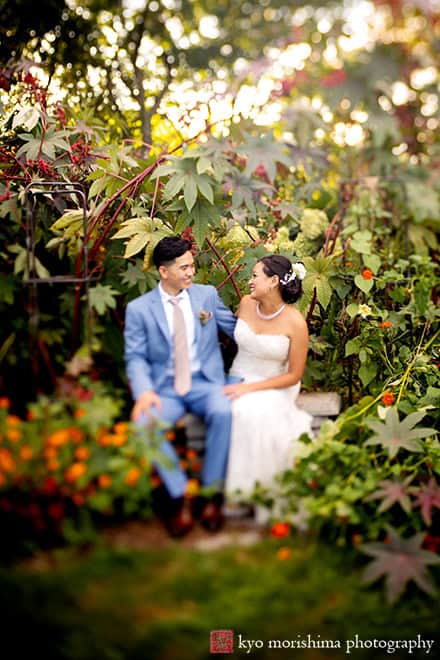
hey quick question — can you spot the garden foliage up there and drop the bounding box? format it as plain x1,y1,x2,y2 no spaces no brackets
0,0,439,601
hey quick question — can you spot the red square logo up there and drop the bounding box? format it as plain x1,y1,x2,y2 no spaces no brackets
210,630,234,654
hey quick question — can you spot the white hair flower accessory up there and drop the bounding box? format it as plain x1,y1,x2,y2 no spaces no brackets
280,262,306,285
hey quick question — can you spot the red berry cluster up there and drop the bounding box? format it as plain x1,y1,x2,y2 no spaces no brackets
181,227,197,255
25,159,57,178
54,106,67,127
321,69,347,88
21,71,47,106
70,139,91,165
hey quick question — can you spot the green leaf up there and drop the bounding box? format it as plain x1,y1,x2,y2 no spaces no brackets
315,276,333,309
196,175,214,204
241,131,293,182
359,362,377,387
183,176,198,212
345,338,361,357
111,216,172,262
124,233,151,259
196,156,211,174
354,273,374,294
188,199,221,246
163,174,185,201
350,230,372,254
363,254,381,274
88,285,119,315
405,181,440,224
364,408,436,459
12,105,40,131
346,303,360,319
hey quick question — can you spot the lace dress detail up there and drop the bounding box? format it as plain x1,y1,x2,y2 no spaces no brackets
225,318,312,498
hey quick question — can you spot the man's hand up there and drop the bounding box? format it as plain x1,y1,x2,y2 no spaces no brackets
223,382,252,400
131,390,162,422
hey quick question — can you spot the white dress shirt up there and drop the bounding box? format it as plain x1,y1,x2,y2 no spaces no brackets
158,283,201,374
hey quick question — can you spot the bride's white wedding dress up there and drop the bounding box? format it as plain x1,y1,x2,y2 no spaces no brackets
225,318,312,498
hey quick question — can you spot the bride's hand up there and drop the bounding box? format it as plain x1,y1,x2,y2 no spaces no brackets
223,382,252,400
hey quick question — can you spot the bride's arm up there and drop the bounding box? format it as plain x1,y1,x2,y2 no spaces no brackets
224,312,309,399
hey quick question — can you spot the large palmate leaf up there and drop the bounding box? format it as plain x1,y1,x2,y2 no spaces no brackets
166,197,222,247
410,478,440,526
364,408,436,459
88,284,119,316
405,181,440,225
191,140,232,182
111,216,172,262
364,476,413,514
301,255,336,310
239,132,293,182
16,127,70,160
151,154,216,212
223,168,270,216
360,527,440,603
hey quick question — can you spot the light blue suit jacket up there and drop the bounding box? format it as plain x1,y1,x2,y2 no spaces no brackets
124,283,237,400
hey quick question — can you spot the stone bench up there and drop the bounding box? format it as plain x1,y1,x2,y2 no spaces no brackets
178,391,342,450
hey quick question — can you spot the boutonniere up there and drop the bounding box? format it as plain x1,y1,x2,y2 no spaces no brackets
199,309,213,325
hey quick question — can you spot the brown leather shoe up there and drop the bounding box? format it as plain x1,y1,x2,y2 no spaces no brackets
200,495,224,532
165,497,195,538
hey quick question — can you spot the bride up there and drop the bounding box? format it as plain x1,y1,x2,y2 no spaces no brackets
223,254,312,502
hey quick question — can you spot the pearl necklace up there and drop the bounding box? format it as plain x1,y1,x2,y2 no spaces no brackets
256,302,286,320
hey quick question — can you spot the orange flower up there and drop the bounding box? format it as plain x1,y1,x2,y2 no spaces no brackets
47,459,60,472
68,427,84,443
276,547,292,561
185,479,200,497
6,415,21,426
6,428,21,442
74,408,86,419
271,522,291,538
0,448,15,472
113,434,127,447
98,433,113,447
361,268,373,280
379,321,392,328
98,474,112,489
44,446,58,459
20,445,33,460
125,467,141,486
26,409,37,421
65,462,87,483
47,429,70,446
75,446,90,461
381,391,395,406
113,422,128,434
0,397,11,409
186,449,198,460
165,430,176,441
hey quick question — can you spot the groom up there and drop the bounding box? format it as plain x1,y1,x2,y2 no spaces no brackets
124,235,237,537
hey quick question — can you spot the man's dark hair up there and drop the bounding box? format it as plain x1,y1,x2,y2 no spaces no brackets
152,236,192,268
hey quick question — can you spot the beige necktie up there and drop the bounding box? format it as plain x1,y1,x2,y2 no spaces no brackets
170,297,191,395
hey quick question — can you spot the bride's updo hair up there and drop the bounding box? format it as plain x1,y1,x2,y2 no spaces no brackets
258,254,303,304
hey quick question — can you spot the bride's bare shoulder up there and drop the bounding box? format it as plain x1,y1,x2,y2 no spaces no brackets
286,306,308,333
237,295,254,314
